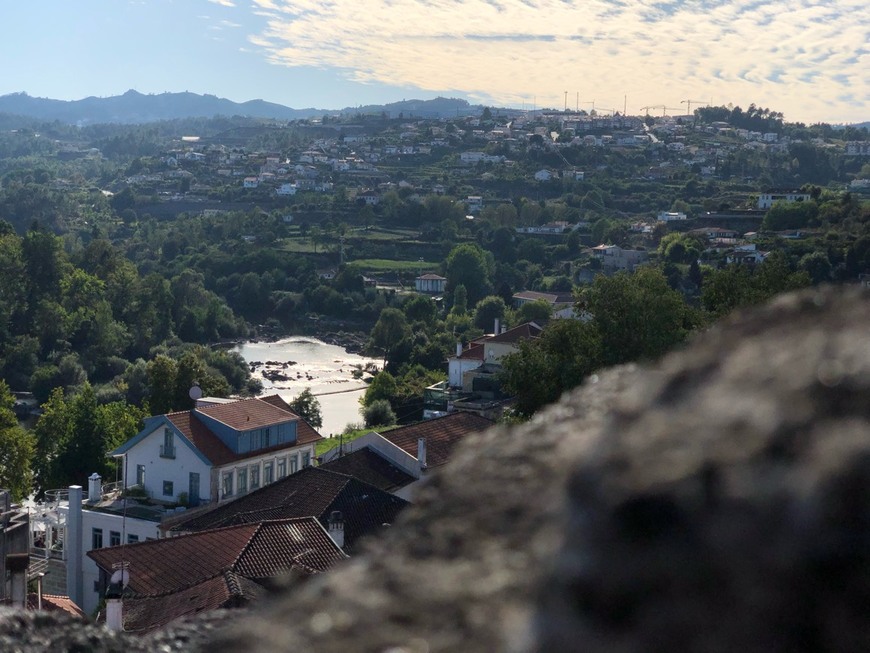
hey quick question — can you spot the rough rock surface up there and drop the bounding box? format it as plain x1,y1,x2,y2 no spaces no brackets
2,286,868,651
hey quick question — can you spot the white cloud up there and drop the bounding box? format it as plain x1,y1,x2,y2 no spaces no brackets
243,0,869,122
208,0,235,7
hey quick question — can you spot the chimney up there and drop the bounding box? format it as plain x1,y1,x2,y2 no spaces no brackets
6,553,28,608
327,511,344,550
88,473,101,504
67,485,84,609
417,438,427,471
105,581,124,631
494,318,500,335
455,342,462,357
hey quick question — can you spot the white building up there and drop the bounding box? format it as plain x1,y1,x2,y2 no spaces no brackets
111,396,322,506
757,189,812,209
415,273,446,294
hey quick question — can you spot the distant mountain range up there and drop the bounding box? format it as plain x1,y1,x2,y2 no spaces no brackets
0,90,481,125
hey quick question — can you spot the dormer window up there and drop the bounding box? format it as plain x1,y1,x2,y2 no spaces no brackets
160,427,175,459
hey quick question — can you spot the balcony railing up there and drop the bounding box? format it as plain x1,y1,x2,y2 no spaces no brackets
159,444,176,459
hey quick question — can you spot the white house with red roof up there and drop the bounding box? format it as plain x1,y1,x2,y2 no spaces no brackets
415,273,447,294
111,396,322,506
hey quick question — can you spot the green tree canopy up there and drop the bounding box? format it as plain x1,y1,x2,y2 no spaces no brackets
444,243,494,306
581,267,693,367
473,295,508,331
0,380,35,501
500,319,603,418
288,388,323,429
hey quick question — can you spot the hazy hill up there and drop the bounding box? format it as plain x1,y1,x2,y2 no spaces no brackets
0,90,483,125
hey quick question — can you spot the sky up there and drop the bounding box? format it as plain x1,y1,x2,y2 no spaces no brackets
0,0,867,124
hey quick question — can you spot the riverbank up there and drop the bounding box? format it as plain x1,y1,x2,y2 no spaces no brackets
232,336,382,437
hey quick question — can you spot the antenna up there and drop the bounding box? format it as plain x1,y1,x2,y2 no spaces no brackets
110,562,130,588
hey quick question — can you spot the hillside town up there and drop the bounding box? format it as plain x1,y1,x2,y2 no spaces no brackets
1,97,869,631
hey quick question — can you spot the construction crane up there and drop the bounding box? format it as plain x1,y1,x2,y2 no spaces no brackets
681,99,708,115
640,105,667,116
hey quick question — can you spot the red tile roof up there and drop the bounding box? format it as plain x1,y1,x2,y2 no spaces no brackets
25,593,87,619
259,394,324,445
119,571,265,634
195,397,299,431
486,322,543,344
319,448,417,493
455,342,485,360
383,412,494,468
164,396,323,467
166,411,237,467
163,467,407,551
88,517,345,597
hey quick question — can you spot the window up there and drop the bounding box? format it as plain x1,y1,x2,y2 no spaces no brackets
127,534,139,544
264,461,274,485
238,467,248,494
161,428,175,458
302,452,311,468
91,528,103,550
250,465,260,490
163,481,174,497
277,457,287,479
110,531,121,547
250,430,261,451
289,455,298,474
263,428,271,448
222,472,234,498
136,464,146,486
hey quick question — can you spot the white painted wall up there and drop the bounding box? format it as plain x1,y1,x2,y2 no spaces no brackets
123,425,211,503
59,505,160,616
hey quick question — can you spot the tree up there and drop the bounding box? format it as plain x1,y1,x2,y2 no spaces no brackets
500,320,602,417
362,371,398,408
363,399,397,428
370,308,410,367
582,267,692,367
514,299,553,325
0,380,35,501
473,295,508,331
288,388,323,429
444,243,494,306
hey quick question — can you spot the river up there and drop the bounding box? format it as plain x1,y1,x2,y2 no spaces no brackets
232,337,382,438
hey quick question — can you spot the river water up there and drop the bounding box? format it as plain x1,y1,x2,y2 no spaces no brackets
232,337,381,437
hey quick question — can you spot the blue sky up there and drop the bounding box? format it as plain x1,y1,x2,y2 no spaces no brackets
0,0,867,123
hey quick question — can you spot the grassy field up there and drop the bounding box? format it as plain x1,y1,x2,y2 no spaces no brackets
350,258,440,273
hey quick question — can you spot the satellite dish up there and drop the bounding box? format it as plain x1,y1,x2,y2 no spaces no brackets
110,569,130,588
189,384,203,400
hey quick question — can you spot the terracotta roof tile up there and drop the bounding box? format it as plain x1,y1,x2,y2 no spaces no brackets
319,448,417,493
383,412,494,468
120,571,265,633
259,394,324,445
486,322,543,344
25,593,87,619
88,517,345,596
164,467,407,550
195,397,299,431
164,396,323,467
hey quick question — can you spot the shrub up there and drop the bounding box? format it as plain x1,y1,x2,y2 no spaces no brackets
363,399,397,428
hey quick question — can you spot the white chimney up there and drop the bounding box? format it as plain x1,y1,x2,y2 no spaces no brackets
327,511,345,550
455,342,462,357
417,438,427,471
88,473,101,504
105,581,124,632
67,485,84,609
494,318,500,335
7,553,28,608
